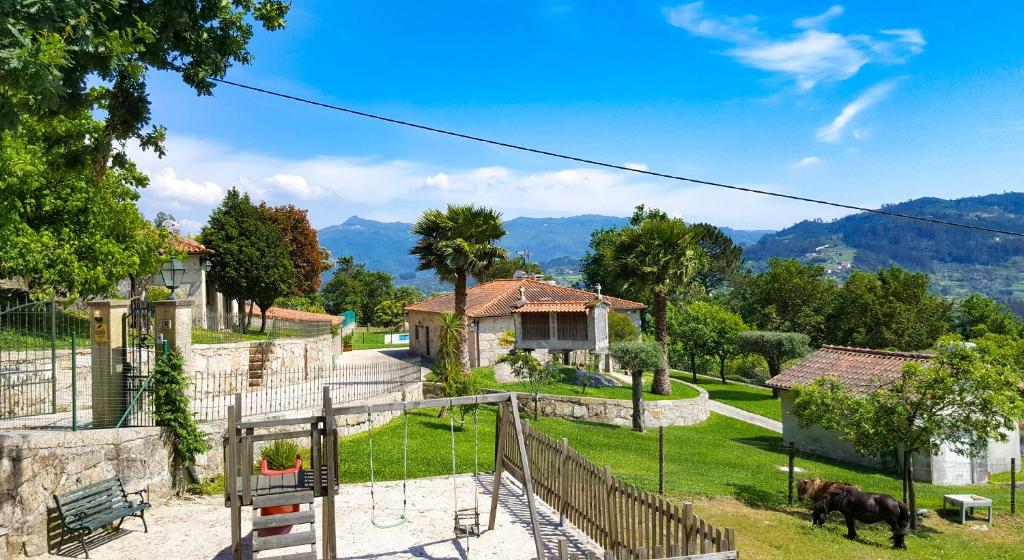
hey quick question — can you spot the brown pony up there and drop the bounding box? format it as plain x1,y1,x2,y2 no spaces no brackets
797,478,859,503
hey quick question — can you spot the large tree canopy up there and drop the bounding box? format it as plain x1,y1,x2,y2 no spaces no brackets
729,258,838,346
0,110,166,298
1,0,288,159
261,203,332,296
321,256,396,324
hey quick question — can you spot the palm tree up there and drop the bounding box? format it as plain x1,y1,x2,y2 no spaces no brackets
411,205,507,375
608,217,706,395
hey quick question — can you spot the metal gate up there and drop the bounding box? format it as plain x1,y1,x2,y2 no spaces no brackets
0,299,87,420
120,298,157,426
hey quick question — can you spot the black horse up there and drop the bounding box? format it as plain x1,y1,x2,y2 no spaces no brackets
812,487,910,549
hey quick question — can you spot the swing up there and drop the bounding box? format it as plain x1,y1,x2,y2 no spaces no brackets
450,397,481,539
367,403,409,528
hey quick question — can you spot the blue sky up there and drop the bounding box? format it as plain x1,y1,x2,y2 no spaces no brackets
134,1,1024,234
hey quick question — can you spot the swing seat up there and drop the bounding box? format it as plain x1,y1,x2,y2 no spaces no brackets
454,507,480,537
372,514,409,529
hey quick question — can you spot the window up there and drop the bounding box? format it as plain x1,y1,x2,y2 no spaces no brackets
556,312,588,341
520,313,550,340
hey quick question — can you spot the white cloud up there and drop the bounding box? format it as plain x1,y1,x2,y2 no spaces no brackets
816,80,897,142
792,156,823,169
131,135,853,232
665,3,924,90
623,162,649,171
793,6,844,30
147,167,224,204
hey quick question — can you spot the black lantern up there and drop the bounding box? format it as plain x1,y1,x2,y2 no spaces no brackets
200,257,213,272
160,258,187,298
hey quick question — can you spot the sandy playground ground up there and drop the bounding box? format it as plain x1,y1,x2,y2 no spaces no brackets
40,473,597,560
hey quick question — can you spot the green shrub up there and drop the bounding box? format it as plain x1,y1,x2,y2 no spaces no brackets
152,347,211,466
608,311,640,342
726,353,769,382
146,286,171,301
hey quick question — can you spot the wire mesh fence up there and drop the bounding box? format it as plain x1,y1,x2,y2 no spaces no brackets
191,311,333,344
0,299,90,420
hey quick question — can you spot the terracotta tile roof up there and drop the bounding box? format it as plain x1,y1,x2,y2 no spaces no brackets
170,235,214,255
249,305,342,325
766,345,931,395
404,278,645,318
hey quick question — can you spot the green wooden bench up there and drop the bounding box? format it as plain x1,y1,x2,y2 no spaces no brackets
53,476,150,558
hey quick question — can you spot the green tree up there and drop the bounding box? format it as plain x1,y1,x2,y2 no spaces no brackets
2,0,288,164
321,256,395,324
479,254,542,282
607,311,640,342
691,223,743,295
0,110,167,298
608,216,705,395
201,188,293,333
674,301,747,383
372,299,406,329
792,337,1024,529
952,293,1021,339
667,302,714,381
729,258,838,346
610,340,663,432
737,331,811,396
498,349,557,420
389,286,424,307
827,267,950,350
579,205,668,301
153,211,177,228
411,204,507,376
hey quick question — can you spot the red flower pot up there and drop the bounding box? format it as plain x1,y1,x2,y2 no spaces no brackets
257,455,302,537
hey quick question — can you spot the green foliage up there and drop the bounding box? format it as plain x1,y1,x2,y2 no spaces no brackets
259,440,303,471
952,293,1021,339
497,329,516,348
607,311,640,342
737,331,811,379
479,254,543,282
274,294,327,314
1,0,289,149
690,223,744,295
151,347,210,467
201,188,293,332
146,286,171,302
826,267,950,350
412,204,507,373
498,350,558,419
610,340,664,375
321,256,395,324
372,299,406,329
728,258,838,346
0,110,168,298
669,301,747,381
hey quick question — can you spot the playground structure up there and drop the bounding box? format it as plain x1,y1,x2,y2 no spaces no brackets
224,387,738,560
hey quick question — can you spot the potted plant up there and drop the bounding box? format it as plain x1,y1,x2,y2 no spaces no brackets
256,441,305,536
343,332,354,352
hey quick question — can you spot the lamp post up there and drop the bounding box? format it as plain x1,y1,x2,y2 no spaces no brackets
160,258,187,299
201,257,213,273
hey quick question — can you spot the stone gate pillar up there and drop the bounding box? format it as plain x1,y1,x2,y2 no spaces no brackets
154,300,193,373
88,300,129,428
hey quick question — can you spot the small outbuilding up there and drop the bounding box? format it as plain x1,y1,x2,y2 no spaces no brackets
766,345,1021,485
404,278,645,369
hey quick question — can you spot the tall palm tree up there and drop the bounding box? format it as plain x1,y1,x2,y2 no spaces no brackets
608,217,706,394
411,204,507,375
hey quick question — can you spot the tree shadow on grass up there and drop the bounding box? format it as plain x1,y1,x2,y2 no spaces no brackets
704,388,776,404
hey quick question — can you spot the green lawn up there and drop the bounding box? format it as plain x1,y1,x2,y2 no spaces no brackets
191,326,270,344
351,327,408,350
337,409,1021,559
670,371,782,421
472,366,700,401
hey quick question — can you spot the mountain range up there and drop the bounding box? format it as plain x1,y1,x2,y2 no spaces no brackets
318,192,1024,313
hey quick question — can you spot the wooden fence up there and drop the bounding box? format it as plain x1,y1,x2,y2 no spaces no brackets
498,407,737,559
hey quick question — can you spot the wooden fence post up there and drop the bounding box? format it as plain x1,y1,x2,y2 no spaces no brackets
658,426,665,495
787,442,796,505
1012,457,1017,515
558,438,569,527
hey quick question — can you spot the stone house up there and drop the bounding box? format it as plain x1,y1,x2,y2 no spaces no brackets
404,278,644,368
152,235,240,330
766,345,1021,485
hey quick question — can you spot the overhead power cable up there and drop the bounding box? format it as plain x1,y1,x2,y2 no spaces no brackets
210,77,1024,238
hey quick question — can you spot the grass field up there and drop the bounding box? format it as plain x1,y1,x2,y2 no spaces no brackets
191,326,270,344
351,327,409,350
671,371,782,421
472,366,700,401
336,408,1021,559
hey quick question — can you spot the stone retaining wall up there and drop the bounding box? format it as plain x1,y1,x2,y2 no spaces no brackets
191,333,340,374
0,428,173,558
423,382,709,428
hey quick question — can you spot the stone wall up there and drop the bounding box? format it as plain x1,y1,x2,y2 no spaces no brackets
0,428,173,558
190,333,340,374
423,383,708,428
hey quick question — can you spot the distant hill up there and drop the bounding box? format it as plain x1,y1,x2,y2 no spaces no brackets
318,214,769,293
744,192,1024,313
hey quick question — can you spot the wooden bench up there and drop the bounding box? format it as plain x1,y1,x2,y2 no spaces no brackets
53,476,150,558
